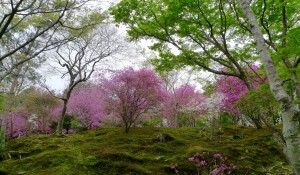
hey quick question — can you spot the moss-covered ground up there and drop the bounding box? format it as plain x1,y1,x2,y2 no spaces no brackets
0,126,292,175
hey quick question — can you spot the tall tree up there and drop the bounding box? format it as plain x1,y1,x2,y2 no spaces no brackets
237,0,300,174
0,0,101,81
0,0,103,144
110,0,258,89
43,25,125,135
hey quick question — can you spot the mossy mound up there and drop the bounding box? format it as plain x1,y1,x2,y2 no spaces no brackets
0,126,293,175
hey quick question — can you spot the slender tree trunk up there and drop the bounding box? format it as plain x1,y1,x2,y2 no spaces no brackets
56,99,68,135
0,112,7,152
124,122,131,134
42,115,45,134
174,112,179,127
0,64,22,145
9,114,13,140
237,1,300,174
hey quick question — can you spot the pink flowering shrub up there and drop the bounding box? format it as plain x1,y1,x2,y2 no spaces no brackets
188,152,237,175
4,111,30,138
67,84,106,130
101,68,169,133
215,65,267,125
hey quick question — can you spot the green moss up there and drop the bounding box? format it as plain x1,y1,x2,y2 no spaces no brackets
0,127,293,175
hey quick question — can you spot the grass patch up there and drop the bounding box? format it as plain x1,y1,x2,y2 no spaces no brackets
0,126,293,175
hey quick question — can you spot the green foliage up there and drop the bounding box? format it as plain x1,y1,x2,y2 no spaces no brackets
101,119,121,128
219,113,234,127
195,118,208,128
0,127,292,174
177,113,197,127
0,93,6,112
63,114,73,134
0,92,6,158
71,119,87,132
49,121,58,131
236,84,280,127
140,116,161,127
50,114,74,134
110,0,257,74
20,87,59,116
0,131,5,160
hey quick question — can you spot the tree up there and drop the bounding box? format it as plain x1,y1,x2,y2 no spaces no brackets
236,84,280,129
21,87,60,134
215,65,265,127
67,84,106,130
0,0,102,81
111,1,300,173
0,0,105,150
43,25,125,135
163,84,205,127
110,0,258,89
101,68,168,133
237,1,300,173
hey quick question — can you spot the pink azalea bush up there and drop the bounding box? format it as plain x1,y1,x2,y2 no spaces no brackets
188,152,237,175
67,84,106,129
101,68,169,133
216,65,266,118
4,111,29,138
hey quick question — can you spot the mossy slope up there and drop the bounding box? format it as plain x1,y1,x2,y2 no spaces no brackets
0,127,293,175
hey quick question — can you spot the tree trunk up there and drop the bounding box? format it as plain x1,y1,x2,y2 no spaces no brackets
124,122,131,134
56,100,68,136
0,63,23,142
9,114,13,140
0,114,7,152
237,1,300,174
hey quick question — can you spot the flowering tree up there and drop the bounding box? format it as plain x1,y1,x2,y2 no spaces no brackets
215,65,266,127
216,76,249,117
201,92,226,127
3,111,29,139
67,84,106,129
163,85,206,127
42,25,125,135
101,68,168,133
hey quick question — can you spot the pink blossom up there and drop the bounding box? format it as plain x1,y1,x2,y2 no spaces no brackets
216,64,266,117
211,169,220,175
214,153,222,158
188,157,195,161
199,160,207,166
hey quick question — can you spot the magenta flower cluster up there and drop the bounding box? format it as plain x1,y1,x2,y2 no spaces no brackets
188,152,237,175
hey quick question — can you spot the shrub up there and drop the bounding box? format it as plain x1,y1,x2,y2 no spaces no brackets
50,114,74,134
188,152,237,175
195,117,208,128
140,116,161,127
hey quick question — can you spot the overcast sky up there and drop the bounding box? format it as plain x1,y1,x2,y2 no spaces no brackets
40,0,211,93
